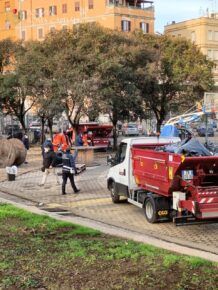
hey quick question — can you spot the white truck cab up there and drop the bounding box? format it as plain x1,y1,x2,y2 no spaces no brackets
107,137,180,204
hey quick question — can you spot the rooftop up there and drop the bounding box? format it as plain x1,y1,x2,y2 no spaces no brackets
107,0,154,10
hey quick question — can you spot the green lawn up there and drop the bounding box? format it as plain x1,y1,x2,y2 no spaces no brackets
0,203,217,289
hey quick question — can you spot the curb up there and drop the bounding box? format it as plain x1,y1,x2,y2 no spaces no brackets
0,196,217,263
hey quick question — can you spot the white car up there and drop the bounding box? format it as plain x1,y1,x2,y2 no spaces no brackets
122,124,139,136
29,121,41,131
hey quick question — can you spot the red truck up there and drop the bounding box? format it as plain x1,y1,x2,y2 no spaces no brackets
78,123,113,149
107,137,218,225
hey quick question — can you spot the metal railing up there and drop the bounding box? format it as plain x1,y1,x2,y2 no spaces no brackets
106,1,154,11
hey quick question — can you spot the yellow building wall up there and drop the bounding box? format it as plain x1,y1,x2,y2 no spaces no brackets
0,0,17,40
0,0,154,41
165,16,218,86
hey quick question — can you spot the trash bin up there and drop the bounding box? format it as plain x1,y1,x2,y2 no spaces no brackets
6,166,17,182
7,173,16,181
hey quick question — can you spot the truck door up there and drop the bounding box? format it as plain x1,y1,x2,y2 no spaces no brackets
115,142,128,194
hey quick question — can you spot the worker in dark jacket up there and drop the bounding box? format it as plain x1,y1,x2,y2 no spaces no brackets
22,132,30,150
62,147,80,195
41,138,53,157
22,132,29,164
39,144,60,186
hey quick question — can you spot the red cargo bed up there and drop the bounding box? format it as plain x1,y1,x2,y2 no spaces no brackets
132,144,218,219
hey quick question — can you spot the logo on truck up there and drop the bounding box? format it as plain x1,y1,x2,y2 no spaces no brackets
158,210,168,216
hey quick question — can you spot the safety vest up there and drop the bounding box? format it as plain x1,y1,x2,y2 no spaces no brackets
62,153,75,173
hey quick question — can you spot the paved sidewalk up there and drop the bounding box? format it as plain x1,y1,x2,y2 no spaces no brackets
0,158,217,256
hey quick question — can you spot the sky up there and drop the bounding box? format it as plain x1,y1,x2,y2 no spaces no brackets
155,0,217,33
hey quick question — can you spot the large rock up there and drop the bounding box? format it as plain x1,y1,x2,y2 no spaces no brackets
0,138,27,168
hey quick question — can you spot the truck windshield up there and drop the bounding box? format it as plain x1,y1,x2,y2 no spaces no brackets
116,143,127,163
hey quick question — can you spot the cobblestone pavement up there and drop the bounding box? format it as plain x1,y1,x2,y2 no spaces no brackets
0,148,217,255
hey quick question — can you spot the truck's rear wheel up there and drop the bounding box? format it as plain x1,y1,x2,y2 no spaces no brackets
144,197,158,223
110,182,120,203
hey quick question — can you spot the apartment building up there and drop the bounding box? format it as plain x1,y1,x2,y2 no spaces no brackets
165,14,218,87
0,0,155,41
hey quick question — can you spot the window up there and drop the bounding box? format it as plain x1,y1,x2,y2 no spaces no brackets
75,2,80,12
49,6,57,16
207,49,213,59
214,50,218,61
35,8,44,18
5,1,10,12
214,31,218,41
5,20,11,30
38,28,44,39
115,143,127,164
121,20,131,32
140,22,149,33
21,30,26,41
62,4,67,13
208,30,213,41
88,0,94,9
50,27,56,33
18,10,27,20
191,31,196,42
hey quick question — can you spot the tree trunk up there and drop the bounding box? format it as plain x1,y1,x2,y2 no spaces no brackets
155,111,165,134
156,119,162,134
47,118,53,139
19,114,26,131
111,106,118,151
67,114,74,128
153,107,166,135
41,117,46,144
112,126,118,151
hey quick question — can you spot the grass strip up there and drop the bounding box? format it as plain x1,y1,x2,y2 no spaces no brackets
0,203,217,290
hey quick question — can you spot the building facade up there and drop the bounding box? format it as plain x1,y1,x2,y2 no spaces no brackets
0,0,154,41
165,14,218,87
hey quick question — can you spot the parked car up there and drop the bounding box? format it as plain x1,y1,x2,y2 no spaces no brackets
137,124,143,134
5,125,23,140
5,124,21,135
29,121,41,131
122,123,139,136
197,126,214,137
212,120,217,129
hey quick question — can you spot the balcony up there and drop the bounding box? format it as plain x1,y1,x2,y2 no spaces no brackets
107,0,154,11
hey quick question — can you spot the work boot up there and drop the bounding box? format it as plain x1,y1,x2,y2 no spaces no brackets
74,189,80,194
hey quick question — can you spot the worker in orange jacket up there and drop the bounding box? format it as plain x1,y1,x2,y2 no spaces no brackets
52,132,62,152
61,131,70,152
82,131,88,146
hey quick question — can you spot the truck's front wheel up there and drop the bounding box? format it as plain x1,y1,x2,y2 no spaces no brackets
110,182,120,203
144,197,158,223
